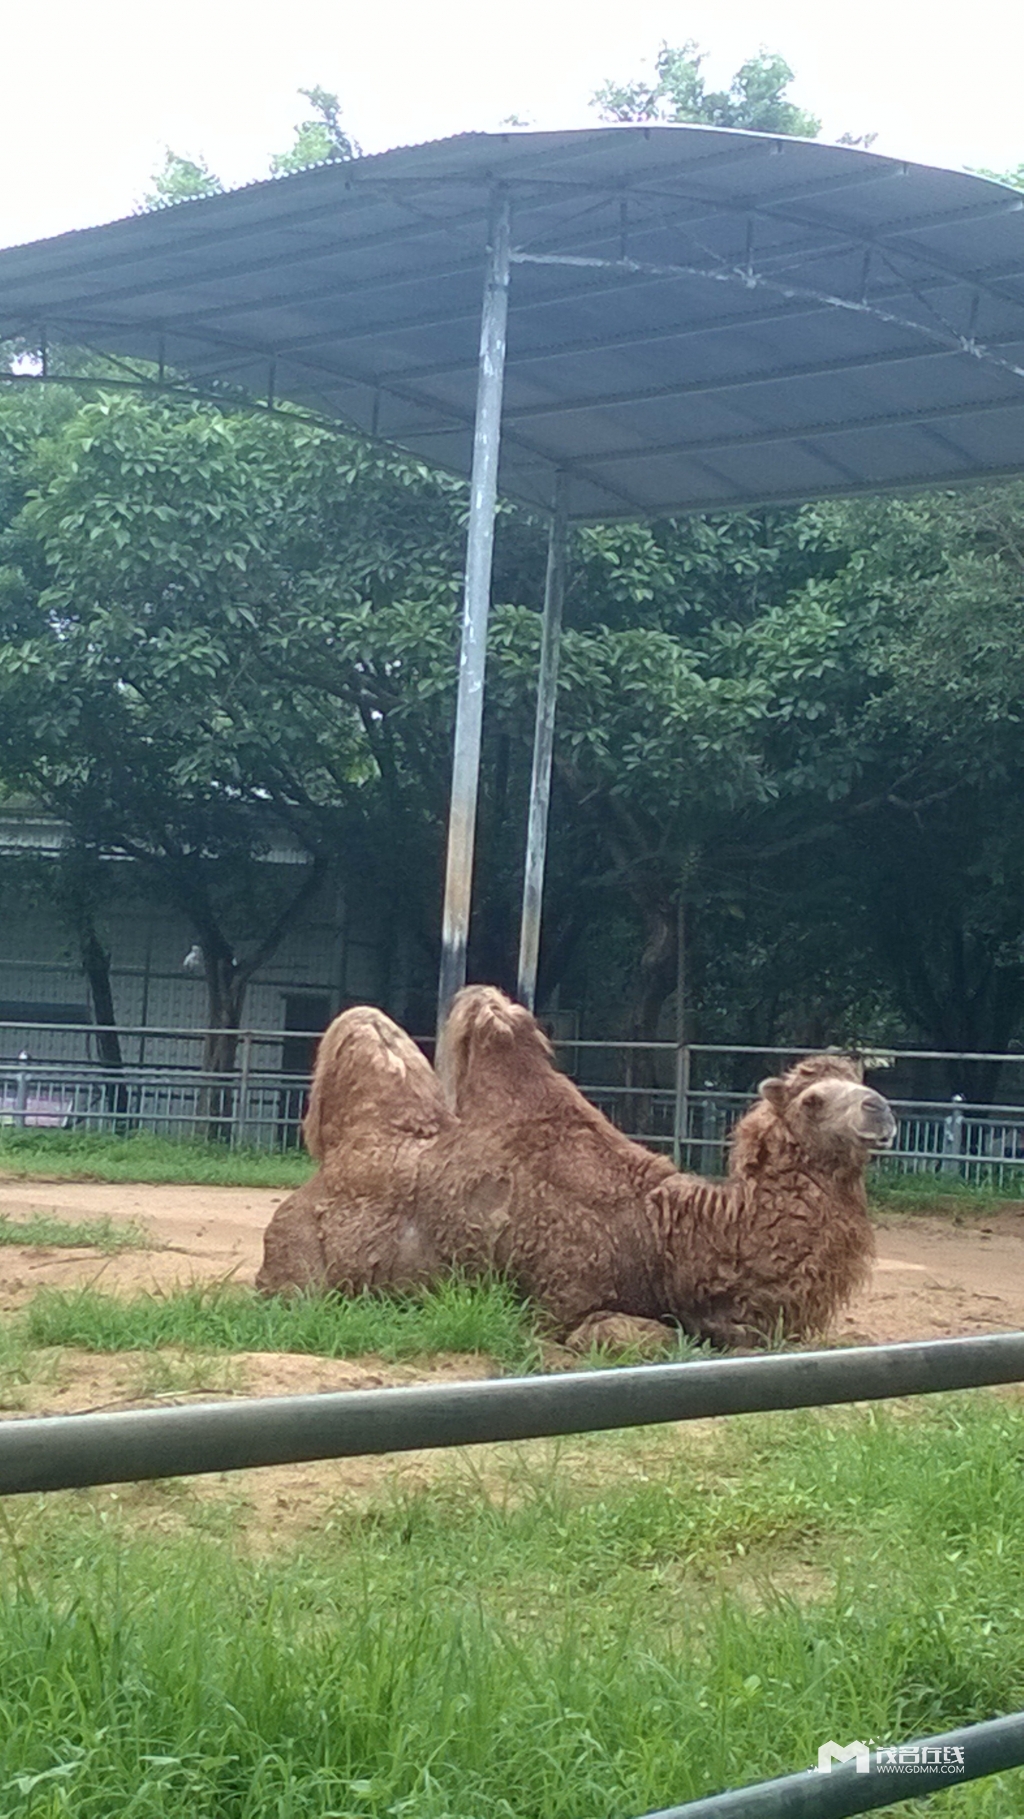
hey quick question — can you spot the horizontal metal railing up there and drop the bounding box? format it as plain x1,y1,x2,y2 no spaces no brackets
651,1714,1024,1817
4,1332,1023,1497
4,1023,1024,1182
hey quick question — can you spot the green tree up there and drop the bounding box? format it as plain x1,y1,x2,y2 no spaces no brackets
0,390,484,1053
142,150,223,209
0,395,344,1070
595,42,821,138
139,87,358,213
271,87,359,173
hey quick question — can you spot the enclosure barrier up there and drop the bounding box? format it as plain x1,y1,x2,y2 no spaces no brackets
646,1713,1024,1818
5,1019,1024,1178
3,1333,1024,1815
3,1332,1023,1495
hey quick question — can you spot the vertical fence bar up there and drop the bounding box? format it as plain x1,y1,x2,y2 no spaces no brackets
673,1043,690,1170
233,1030,254,1150
943,1093,965,1177
517,471,569,1013
13,1050,29,1128
436,190,512,1036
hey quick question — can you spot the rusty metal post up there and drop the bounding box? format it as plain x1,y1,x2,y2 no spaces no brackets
517,471,569,1012
436,191,512,1036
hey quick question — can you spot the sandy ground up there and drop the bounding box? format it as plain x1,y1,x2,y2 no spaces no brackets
1,1179,1022,1541
1,1177,1023,1343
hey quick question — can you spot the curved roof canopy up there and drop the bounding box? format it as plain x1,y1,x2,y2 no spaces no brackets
3,125,1024,521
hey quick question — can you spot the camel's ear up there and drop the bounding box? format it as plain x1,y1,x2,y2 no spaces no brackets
759,1076,789,1114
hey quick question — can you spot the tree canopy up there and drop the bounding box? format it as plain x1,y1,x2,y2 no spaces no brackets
595,42,821,138
4,55,1024,1085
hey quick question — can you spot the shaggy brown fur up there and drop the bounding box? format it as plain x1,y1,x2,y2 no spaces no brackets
256,1007,452,1297
257,988,894,1349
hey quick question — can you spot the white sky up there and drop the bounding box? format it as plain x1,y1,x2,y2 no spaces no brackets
1,0,1022,250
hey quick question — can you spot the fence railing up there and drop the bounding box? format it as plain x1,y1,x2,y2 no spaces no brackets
3,1334,1024,1815
4,1022,1024,1184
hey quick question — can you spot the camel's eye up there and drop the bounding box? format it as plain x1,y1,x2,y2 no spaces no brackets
803,1090,825,1114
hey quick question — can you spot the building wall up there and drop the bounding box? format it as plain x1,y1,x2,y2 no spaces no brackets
0,870,384,1065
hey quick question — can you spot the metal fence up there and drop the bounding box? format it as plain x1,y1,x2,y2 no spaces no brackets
4,1021,1024,1187
3,1334,1024,1816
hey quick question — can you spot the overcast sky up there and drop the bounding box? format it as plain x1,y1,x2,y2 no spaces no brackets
1,0,1022,251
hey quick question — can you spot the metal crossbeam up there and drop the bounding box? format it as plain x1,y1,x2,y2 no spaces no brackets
3,1332,1023,1497
647,1713,1024,1817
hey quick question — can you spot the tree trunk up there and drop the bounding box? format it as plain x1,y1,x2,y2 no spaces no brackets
77,919,124,1073
200,941,246,1141
625,900,678,1137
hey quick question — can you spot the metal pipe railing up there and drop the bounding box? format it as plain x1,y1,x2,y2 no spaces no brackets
648,1712,1024,1818
3,1332,1023,1497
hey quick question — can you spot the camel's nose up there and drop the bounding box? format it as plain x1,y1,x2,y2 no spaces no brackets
862,1091,897,1148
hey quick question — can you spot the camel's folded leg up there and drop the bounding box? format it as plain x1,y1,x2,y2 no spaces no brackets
256,1185,328,1296
564,1312,677,1357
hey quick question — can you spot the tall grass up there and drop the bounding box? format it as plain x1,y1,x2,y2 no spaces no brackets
0,1395,1022,1814
20,1277,544,1372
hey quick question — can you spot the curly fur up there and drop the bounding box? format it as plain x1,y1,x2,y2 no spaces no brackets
256,1006,452,1297
257,989,893,1349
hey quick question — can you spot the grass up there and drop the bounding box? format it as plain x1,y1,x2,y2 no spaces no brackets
16,1276,549,1374
2,1125,1024,1233
0,1210,150,1251
869,1168,1024,1215
0,1393,1022,1815
3,1128,1024,1218
0,1128,315,1187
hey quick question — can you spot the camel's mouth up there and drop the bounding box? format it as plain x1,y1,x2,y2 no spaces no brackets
862,1114,897,1150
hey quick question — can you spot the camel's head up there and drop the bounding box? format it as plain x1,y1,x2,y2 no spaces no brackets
757,1055,896,1163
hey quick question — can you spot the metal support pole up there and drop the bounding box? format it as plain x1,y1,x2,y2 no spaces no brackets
673,884,687,1168
517,471,569,1012
436,192,512,1035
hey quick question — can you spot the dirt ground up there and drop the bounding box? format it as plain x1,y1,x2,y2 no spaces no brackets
1,1177,1023,1344
0,1171,1018,1346
1,1178,1022,1542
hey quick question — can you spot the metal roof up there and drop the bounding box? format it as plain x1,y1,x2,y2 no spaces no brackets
3,124,1024,520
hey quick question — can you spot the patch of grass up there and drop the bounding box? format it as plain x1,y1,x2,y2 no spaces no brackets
4,1127,1024,1223
0,1128,314,1187
1,1394,1023,1815
130,1349,250,1400
0,1211,150,1251
869,1167,1024,1216
19,1275,544,1373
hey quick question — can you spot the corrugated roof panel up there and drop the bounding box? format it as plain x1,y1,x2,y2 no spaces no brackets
3,125,1024,518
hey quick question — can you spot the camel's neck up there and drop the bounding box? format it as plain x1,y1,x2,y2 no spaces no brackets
649,1132,870,1266
732,1121,868,1205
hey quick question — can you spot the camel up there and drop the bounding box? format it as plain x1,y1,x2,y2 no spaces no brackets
257,987,895,1350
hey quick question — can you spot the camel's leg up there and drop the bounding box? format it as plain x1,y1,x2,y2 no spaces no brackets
256,1187,328,1296
564,1312,678,1357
